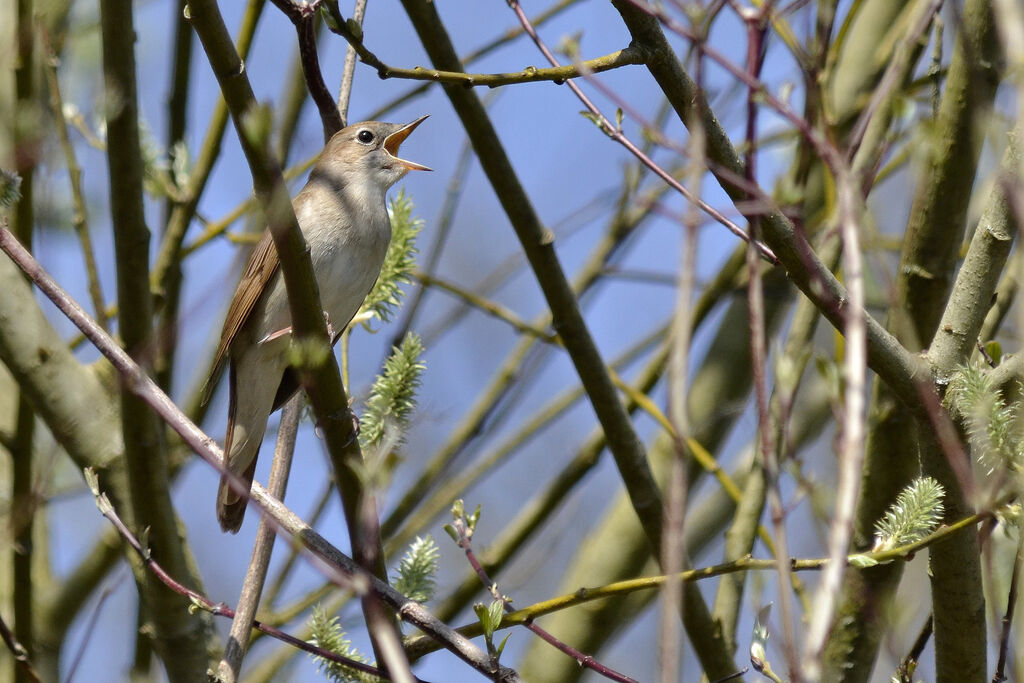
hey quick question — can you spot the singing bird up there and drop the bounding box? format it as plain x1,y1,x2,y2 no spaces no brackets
204,117,430,533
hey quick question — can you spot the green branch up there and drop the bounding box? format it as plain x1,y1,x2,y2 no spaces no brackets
321,1,642,88
405,506,998,656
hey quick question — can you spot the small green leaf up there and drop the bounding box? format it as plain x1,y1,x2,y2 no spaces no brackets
474,603,494,639
240,103,273,148
496,632,512,660
319,2,340,30
83,467,100,496
139,527,152,560
287,336,332,371
345,18,363,41
750,604,771,672
848,554,879,568
487,599,505,633
985,340,1002,366
468,503,482,531
579,111,603,129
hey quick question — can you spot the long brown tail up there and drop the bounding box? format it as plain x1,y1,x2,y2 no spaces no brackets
216,362,261,533
217,458,258,533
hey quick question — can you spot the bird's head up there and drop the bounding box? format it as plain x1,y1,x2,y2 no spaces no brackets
319,116,432,191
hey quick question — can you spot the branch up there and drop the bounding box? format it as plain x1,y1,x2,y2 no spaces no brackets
217,397,301,683
448,509,638,683
321,0,644,88
413,271,559,343
0,612,40,683
928,134,1020,376
993,529,1024,682
99,0,212,671
407,505,998,657
505,0,775,262
268,0,342,139
85,470,408,683
610,0,927,409
400,0,667,573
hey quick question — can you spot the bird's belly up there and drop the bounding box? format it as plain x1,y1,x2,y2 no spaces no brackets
248,225,388,341
314,241,385,331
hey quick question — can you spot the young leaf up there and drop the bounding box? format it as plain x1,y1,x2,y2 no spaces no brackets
307,605,375,683
359,190,423,325
359,333,425,450
873,477,945,552
393,535,440,603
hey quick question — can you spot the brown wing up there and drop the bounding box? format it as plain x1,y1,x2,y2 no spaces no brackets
201,231,280,405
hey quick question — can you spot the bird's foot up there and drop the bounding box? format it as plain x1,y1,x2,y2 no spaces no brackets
258,325,293,345
323,310,337,340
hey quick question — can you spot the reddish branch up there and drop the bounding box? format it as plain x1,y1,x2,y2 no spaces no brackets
504,0,777,265
449,513,639,683
268,0,343,140
84,469,417,683
0,612,40,682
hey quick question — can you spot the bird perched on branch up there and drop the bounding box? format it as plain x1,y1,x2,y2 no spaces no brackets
203,116,430,533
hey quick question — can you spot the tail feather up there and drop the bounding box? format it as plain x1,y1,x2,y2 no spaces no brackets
216,360,273,533
217,457,258,533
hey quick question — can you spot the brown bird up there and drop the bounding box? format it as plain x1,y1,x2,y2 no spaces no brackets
204,117,430,533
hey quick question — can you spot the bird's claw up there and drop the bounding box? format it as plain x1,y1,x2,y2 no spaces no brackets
323,310,337,340
258,326,293,345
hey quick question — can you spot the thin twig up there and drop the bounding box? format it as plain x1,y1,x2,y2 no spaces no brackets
993,529,1024,681
262,479,335,608
409,506,999,657
659,14,705,679
896,615,932,683
63,582,117,683
321,0,644,89
269,0,342,139
218,397,302,682
450,513,638,683
0,612,40,683
85,470,413,683
505,0,777,263
413,271,559,343
336,0,367,125
39,30,107,332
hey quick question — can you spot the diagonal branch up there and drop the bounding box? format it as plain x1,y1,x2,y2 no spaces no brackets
0,223,522,683
610,0,927,408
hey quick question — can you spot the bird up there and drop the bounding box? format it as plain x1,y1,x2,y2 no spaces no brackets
203,116,431,533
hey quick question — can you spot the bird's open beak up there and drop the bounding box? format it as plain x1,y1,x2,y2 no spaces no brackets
384,115,432,172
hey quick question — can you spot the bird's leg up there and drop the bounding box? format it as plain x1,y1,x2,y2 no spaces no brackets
258,311,335,346
322,310,337,340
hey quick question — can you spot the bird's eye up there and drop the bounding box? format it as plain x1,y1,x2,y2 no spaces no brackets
357,130,375,144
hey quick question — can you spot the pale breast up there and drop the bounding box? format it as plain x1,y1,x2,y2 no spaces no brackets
246,175,393,342
301,182,392,331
